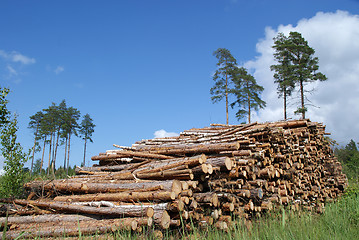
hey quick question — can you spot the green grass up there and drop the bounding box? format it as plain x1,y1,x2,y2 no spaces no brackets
103,181,359,240
230,181,359,240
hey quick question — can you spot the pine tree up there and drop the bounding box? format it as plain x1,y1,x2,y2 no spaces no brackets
211,48,239,125
271,33,296,120
28,111,44,175
230,67,266,123
79,114,95,167
272,31,327,119
62,106,80,174
42,103,58,176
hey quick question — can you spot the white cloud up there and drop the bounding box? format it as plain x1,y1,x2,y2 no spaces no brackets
6,65,18,76
54,66,64,74
247,10,359,145
154,129,179,138
0,49,35,64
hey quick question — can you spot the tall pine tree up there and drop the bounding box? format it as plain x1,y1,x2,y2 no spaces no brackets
272,31,327,119
28,111,43,175
79,114,95,167
210,48,239,125
231,67,266,123
271,32,296,120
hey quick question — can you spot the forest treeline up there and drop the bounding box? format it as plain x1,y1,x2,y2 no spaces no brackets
335,139,359,180
0,88,95,197
28,100,95,177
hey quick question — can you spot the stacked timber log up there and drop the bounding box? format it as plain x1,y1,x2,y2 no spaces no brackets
0,119,348,238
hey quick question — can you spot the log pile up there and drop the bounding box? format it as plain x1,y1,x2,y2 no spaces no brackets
0,119,348,238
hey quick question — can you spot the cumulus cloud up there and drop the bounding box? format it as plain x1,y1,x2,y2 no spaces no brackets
154,129,179,138
54,66,64,74
246,10,359,145
0,49,35,64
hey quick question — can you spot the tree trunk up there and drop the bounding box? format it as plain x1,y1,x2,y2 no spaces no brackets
83,138,87,167
30,125,39,175
247,82,251,124
40,137,46,174
63,137,68,169
51,132,55,170
226,70,229,125
53,129,60,172
284,87,287,120
300,78,305,119
51,132,56,177
47,133,53,176
67,132,71,175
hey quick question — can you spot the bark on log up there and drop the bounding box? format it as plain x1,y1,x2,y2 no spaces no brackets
137,142,240,155
7,199,155,218
4,217,141,239
91,150,174,161
0,214,99,227
206,156,232,171
134,154,207,175
25,179,182,195
54,191,176,202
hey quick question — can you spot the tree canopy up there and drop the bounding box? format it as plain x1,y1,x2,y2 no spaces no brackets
28,100,93,175
231,67,266,123
271,31,327,119
211,48,266,124
79,113,96,167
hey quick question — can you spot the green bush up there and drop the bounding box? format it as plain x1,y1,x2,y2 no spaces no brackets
0,115,28,198
0,86,28,198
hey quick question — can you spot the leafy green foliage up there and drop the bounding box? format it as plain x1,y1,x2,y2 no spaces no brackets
0,87,10,127
32,158,45,175
335,139,359,180
0,86,28,198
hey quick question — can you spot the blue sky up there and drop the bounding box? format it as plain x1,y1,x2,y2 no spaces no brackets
1,0,359,170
